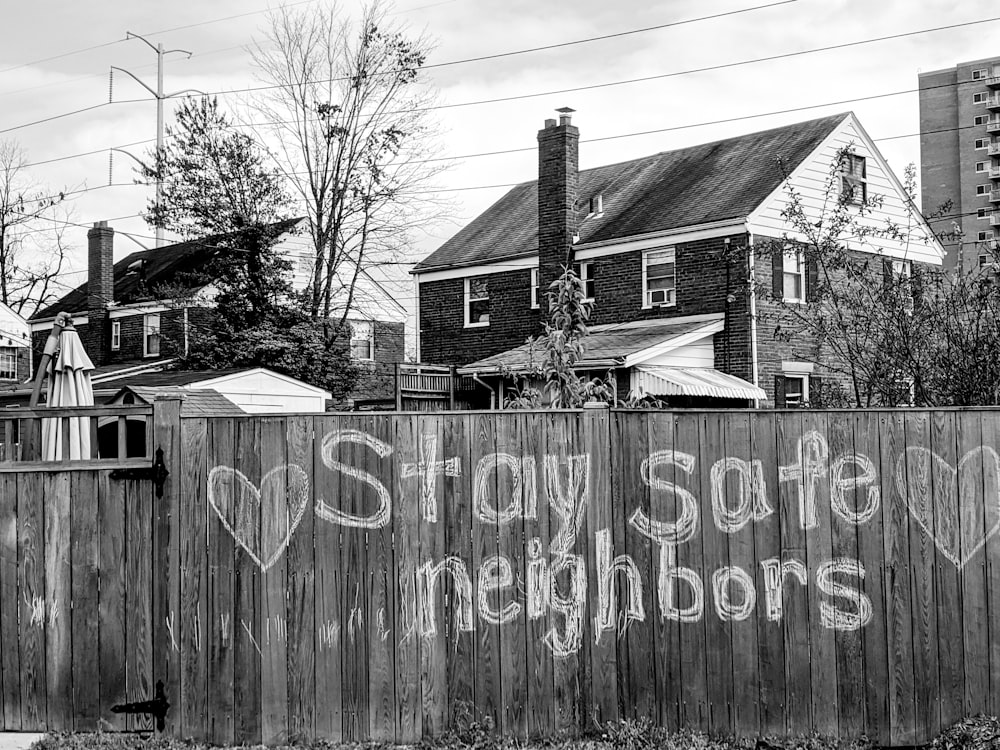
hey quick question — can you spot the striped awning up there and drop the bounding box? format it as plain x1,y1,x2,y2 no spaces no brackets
632,366,766,401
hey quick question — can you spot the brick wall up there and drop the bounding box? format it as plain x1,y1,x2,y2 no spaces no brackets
418,233,754,382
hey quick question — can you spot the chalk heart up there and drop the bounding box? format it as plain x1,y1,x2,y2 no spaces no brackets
207,464,310,572
896,446,1000,571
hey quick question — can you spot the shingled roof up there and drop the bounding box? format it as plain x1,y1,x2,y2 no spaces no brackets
414,113,847,273
33,217,303,320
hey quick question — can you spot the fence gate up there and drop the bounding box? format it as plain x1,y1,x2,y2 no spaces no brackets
0,403,163,732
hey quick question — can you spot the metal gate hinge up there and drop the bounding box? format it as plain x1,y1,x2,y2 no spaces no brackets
111,679,170,731
110,447,169,498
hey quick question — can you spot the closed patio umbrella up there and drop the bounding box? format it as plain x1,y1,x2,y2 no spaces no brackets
41,320,95,461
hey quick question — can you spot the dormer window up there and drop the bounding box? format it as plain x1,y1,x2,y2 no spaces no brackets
588,194,603,216
840,153,867,205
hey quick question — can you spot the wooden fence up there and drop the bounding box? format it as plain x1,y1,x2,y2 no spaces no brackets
1,401,999,745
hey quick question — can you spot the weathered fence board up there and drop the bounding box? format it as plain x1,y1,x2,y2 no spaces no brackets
8,405,1000,746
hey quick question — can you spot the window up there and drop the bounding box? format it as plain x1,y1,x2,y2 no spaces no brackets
980,255,991,269
977,161,989,172
143,314,160,357
530,268,540,309
782,375,807,407
975,92,989,104
110,320,121,350
839,153,867,205
978,230,995,242
978,184,991,195
588,194,604,216
574,261,595,301
643,248,676,307
973,69,989,80
464,276,490,327
979,208,990,219
975,115,989,126
976,138,989,150
0,348,16,381
350,321,374,360
782,248,806,302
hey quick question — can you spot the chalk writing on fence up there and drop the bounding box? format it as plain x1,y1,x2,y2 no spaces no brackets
205,427,998,657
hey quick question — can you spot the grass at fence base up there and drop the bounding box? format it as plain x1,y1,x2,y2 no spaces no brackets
25,716,1000,750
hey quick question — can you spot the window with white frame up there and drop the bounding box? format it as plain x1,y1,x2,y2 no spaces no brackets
975,115,989,126
974,69,989,80
977,161,989,172
979,208,990,219
978,184,991,195
0,348,16,381
979,230,995,242
976,138,989,150
111,320,121,350
782,248,806,302
974,92,989,104
782,375,807,407
464,275,490,326
839,153,867,205
350,320,374,360
643,247,676,307
530,268,539,309
143,313,160,357
574,261,595,301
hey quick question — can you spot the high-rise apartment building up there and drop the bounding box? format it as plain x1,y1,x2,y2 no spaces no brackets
919,57,1000,272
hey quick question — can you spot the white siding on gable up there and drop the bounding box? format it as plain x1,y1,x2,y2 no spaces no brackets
638,338,715,369
747,114,944,266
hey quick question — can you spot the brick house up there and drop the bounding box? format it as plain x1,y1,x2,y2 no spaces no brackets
413,110,944,407
29,220,405,407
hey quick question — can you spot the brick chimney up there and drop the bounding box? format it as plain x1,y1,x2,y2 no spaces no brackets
86,221,114,365
537,108,579,312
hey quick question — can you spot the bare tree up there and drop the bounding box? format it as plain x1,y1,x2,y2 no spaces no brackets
249,0,449,324
0,140,72,318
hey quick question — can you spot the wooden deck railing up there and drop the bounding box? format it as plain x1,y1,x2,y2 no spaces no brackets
0,404,154,470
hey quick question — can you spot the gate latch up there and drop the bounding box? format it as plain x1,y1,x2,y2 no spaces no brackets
111,679,170,731
110,447,169,498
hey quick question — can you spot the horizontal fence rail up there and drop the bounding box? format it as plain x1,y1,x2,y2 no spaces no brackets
2,405,999,745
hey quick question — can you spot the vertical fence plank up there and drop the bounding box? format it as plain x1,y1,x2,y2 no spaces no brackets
259,417,290,745
981,412,1000,717
958,411,989,720
854,412,889,745
750,411,783,737
313,415,343,741
775,412,810,735
445,414,475,733
470,413,501,732
153,397,183,736
234,417,262,745
903,412,941,743
588,408,617,728
368,415,396,741
880,411,916,745
286,415,315,742
97,473,126,730
43,472,71,731
725,412,760,738
930,411,964,731
206,417,236,743
340,415,370,741
71,471,100,729
673,411,708,732
124,476,152,732
180,417,209,741
622,412,654,723
393,413,421,741
827,412,864,738
17,474,43,731
0,474,19,730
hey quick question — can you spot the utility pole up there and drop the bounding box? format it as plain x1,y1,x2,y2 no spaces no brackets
111,32,196,248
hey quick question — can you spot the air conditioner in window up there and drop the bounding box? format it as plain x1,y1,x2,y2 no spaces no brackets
649,289,675,306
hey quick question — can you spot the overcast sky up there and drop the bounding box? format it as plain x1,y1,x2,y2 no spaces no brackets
0,0,993,309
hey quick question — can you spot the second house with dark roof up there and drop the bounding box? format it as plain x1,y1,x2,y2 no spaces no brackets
414,110,945,407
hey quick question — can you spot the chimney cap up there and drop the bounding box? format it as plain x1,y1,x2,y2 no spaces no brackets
92,220,108,229
555,107,576,114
